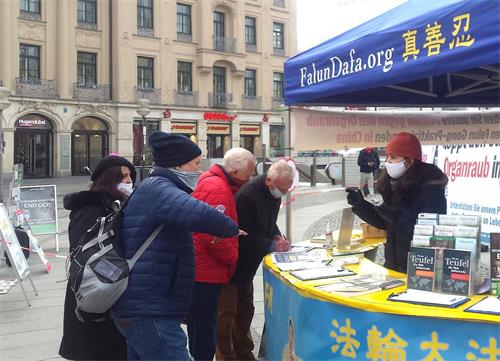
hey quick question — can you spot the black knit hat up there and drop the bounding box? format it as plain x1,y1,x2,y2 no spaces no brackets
149,131,202,168
91,155,137,183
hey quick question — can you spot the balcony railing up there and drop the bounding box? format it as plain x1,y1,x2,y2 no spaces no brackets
73,83,110,102
137,27,154,37
19,10,41,21
273,0,285,7
272,97,284,110
273,48,286,57
246,43,257,53
209,92,233,108
177,33,193,43
135,86,161,104
77,21,98,31
242,95,262,110
15,78,56,99
175,90,199,107
213,36,236,53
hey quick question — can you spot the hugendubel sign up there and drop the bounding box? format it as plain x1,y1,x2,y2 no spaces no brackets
14,114,52,129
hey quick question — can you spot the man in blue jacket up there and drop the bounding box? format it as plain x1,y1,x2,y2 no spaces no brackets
113,131,244,361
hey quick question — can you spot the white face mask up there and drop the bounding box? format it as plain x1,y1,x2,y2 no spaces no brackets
385,160,408,179
269,186,286,199
117,182,133,196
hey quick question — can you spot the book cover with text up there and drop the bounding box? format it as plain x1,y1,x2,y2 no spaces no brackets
441,249,472,296
407,247,436,292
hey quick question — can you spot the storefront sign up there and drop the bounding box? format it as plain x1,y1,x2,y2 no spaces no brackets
170,122,197,134
203,112,237,121
15,114,52,130
18,185,58,235
207,123,231,135
438,144,500,239
291,108,500,150
240,125,261,136
263,266,500,361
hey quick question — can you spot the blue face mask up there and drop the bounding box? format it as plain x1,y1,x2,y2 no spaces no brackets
170,169,202,190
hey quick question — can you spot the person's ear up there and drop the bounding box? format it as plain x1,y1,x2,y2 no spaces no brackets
405,158,414,168
264,176,272,186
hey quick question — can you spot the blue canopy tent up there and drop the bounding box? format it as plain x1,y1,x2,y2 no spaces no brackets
284,0,500,107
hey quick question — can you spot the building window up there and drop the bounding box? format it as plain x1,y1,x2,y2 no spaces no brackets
177,61,192,93
273,72,284,100
214,11,225,38
273,22,284,50
20,0,40,14
245,17,256,46
137,56,154,89
270,125,285,157
213,66,226,94
177,3,192,36
77,0,96,24
133,119,159,166
19,44,40,81
77,52,97,86
244,69,256,97
137,0,153,29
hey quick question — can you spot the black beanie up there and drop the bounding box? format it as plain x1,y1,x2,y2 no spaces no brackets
149,131,202,168
91,155,137,183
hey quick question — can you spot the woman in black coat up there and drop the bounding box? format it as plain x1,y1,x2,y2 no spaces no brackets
59,155,135,361
347,132,447,273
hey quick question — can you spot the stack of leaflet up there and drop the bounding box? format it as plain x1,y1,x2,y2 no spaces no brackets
408,213,481,296
271,248,329,271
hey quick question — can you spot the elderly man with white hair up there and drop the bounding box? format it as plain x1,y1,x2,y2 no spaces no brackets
187,147,257,361
216,160,294,361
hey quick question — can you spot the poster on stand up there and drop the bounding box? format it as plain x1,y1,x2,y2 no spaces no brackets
18,185,58,235
437,144,500,240
0,204,30,280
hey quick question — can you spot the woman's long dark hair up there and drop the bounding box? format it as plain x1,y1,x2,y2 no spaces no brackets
89,165,126,201
377,159,425,204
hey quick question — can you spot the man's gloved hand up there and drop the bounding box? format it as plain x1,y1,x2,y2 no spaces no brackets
374,204,398,225
346,188,364,207
274,238,291,252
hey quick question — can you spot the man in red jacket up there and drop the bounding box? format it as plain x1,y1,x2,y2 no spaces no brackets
187,147,257,361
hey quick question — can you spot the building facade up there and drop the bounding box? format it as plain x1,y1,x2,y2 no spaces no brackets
0,0,297,178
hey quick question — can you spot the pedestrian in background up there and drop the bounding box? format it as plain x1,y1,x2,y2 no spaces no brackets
216,160,294,361
59,154,135,360
112,132,245,361
347,132,447,272
188,147,256,361
357,147,380,200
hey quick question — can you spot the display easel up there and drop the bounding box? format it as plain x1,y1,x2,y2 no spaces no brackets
9,164,52,272
0,203,38,306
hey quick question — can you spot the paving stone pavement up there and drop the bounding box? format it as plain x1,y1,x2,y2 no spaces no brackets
0,178,350,361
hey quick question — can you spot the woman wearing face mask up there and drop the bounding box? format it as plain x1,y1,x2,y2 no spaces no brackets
59,155,135,360
346,132,447,273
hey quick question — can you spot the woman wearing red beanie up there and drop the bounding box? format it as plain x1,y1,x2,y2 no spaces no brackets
346,132,447,272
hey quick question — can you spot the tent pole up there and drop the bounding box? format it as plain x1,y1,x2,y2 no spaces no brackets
285,106,292,241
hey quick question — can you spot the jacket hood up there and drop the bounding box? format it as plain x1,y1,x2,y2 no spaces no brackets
63,191,113,211
203,164,240,194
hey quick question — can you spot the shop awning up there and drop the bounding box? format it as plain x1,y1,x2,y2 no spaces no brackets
284,0,500,107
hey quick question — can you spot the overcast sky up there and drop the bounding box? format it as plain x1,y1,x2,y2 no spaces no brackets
297,0,407,52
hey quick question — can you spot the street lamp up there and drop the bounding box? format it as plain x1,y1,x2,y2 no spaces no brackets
136,97,150,182
0,83,11,203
